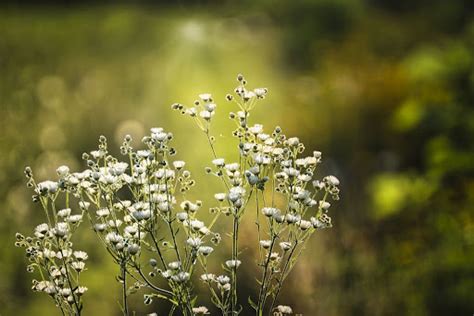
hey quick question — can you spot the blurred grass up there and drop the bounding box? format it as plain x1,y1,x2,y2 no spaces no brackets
1,1,474,315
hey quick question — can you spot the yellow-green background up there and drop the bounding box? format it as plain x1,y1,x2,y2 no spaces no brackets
1,1,473,315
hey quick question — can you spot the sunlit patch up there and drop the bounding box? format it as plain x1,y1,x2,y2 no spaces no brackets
37,76,66,109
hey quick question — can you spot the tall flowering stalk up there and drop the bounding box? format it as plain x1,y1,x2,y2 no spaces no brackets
16,74,339,315
172,74,339,315
16,167,88,316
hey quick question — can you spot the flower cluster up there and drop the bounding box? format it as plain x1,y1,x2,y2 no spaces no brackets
173,74,340,315
16,167,88,315
17,74,340,316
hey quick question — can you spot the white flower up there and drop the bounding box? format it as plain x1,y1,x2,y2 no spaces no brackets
43,249,56,258
199,93,212,102
75,286,88,296
176,212,188,221
67,214,82,224
53,222,69,237
225,163,239,172
173,161,186,170
198,246,214,256
151,131,168,142
216,275,230,285
168,261,181,270
71,261,85,272
161,270,172,279
79,201,91,210
109,162,128,176
127,243,140,255
276,305,293,314
56,249,72,259
37,180,59,194
313,151,322,159
73,251,88,261
192,306,210,315
298,220,312,231
259,240,271,249
35,223,49,234
132,209,151,220
189,219,205,231
90,150,105,159
214,193,226,202
287,137,300,146
96,208,110,217
268,252,280,261
254,88,267,98
305,156,317,165
220,283,231,291
105,232,123,244
243,90,255,100
205,103,217,112
279,242,292,251
324,175,340,186
249,124,263,134
262,207,278,217
225,259,241,269
186,237,202,248
171,271,190,283
200,110,214,120
212,158,225,167
319,201,331,211
150,127,164,134
56,165,70,177
94,223,106,232
107,219,122,228
284,167,300,177
200,273,215,282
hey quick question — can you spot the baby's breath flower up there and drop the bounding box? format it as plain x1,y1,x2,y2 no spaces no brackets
57,208,71,217
214,193,226,202
105,232,123,244
279,242,292,251
53,222,69,237
176,212,188,221
225,260,241,269
200,273,215,282
94,223,106,232
212,158,225,167
171,271,190,283
192,306,210,315
276,305,293,314
127,244,140,255
73,251,88,261
199,93,212,102
35,223,49,234
262,207,278,217
56,165,70,177
168,261,181,270
67,214,83,224
259,240,272,249
319,201,331,211
198,246,214,256
186,237,202,248
72,261,86,272
37,180,59,195
75,286,88,296
189,219,205,231
324,175,340,186
173,160,186,170
216,275,230,285
298,220,312,231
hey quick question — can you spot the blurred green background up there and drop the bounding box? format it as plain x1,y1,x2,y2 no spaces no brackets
1,1,474,315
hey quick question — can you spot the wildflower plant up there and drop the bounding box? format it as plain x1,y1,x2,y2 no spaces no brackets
16,74,340,315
